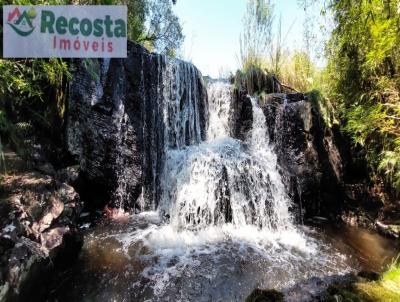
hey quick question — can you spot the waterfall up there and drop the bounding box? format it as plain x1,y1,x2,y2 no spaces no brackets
113,106,131,209
64,78,354,302
65,55,356,301
125,82,329,298
207,82,232,139
159,82,294,232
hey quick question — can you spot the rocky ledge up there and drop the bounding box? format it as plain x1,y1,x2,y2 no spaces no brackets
232,89,400,234
232,91,348,220
0,152,82,301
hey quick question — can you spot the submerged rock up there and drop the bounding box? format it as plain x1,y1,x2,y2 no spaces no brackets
67,41,208,210
246,288,284,302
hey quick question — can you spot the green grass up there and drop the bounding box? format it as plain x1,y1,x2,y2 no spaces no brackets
297,258,400,302
379,257,400,288
356,280,400,302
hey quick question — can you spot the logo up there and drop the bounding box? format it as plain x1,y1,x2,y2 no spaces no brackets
7,7,37,36
3,5,127,58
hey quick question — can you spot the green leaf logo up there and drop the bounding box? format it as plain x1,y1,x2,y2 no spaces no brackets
7,7,36,37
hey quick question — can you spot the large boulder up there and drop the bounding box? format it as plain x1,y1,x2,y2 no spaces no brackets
67,41,208,210
0,166,82,302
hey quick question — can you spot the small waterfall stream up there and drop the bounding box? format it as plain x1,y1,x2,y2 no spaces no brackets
58,80,369,302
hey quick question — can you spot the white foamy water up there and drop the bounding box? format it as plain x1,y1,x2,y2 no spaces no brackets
80,213,352,301
159,82,294,233
207,82,233,140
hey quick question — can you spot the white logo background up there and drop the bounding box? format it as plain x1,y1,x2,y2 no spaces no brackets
3,5,127,58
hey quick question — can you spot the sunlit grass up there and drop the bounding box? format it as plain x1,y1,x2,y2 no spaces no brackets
324,257,400,302
379,258,400,293
356,257,400,302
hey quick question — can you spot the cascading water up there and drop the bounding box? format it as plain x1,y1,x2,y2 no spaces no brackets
207,82,232,139
59,80,362,302
161,57,204,150
113,107,130,210
160,82,293,232
116,82,352,299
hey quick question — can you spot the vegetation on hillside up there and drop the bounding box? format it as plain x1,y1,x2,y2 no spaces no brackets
0,58,70,162
237,0,320,94
325,0,400,195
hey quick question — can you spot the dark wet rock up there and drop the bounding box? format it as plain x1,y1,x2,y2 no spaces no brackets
340,190,400,238
375,221,400,239
232,92,343,219
319,276,371,302
243,274,358,302
246,288,284,302
357,271,380,281
0,237,52,302
67,41,208,210
0,158,83,302
215,166,232,224
340,210,376,229
283,275,343,302
258,94,347,219
229,89,349,219
35,162,56,176
231,90,253,140
56,165,80,185
40,227,70,250
31,197,64,235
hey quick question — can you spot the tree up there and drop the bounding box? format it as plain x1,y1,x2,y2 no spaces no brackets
139,0,184,55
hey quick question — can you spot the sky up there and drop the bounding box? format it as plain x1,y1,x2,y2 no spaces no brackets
173,0,328,78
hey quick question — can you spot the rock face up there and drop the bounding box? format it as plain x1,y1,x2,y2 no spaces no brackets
67,41,208,210
230,90,253,141
263,94,347,219
0,164,82,301
233,92,348,219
